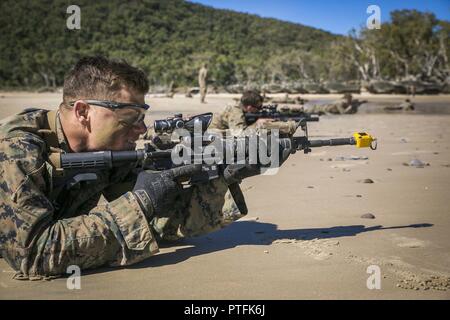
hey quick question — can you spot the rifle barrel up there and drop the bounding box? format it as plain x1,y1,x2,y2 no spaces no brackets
60,136,357,170
308,138,355,148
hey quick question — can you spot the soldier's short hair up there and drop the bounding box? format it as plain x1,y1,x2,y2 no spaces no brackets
240,90,263,108
62,56,149,103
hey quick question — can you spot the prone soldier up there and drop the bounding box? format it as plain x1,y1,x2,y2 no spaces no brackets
209,90,298,136
306,93,366,115
383,99,415,112
0,56,263,280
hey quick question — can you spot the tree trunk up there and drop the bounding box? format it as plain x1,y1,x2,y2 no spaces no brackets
438,34,449,71
39,70,50,87
50,73,56,88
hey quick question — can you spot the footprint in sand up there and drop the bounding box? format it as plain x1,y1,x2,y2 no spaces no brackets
272,238,340,260
344,254,450,291
391,235,429,248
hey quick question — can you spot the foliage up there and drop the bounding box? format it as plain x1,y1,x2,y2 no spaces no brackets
0,1,448,88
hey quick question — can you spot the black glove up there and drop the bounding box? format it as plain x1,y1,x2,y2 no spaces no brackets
133,164,202,218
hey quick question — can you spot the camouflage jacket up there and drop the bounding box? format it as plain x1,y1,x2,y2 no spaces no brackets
0,109,158,279
209,103,297,136
307,98,362,115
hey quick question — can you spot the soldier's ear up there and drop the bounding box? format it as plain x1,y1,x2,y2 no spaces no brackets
72,100,90,126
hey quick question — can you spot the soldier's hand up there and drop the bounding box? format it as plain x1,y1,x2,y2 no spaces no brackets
255,118,274,127
133,164,202,218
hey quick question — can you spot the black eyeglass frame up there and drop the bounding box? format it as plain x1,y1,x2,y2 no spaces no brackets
68,100,150,110
68,100,149,127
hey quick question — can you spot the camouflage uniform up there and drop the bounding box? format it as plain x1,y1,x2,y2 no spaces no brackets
210,103,297,136
399,100,414,111
0,109,242,280
198,65,208,103
268,94,307,105
210,104,247,133
307,99,353,114
383,100,415,112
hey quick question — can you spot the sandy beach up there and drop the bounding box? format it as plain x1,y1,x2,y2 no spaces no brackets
0,92,449,299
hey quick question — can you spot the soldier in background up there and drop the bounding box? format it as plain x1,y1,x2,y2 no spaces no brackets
268,93,308,105
306,93,365,115
198,63,208,103
383,99,415,112
209,90,298,136
400,98,415,111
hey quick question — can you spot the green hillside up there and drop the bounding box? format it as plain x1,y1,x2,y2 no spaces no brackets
0,0,337,88
0,1,448,90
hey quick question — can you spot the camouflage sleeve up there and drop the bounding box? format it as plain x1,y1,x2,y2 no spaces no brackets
226,106,247,131
209,112,223,130
258,120,298,135
0,135,158,280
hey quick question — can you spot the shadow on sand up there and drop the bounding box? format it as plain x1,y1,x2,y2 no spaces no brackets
128,221,433,269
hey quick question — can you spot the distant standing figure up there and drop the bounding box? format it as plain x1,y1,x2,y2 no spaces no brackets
198,63,208,103
409,85,416,97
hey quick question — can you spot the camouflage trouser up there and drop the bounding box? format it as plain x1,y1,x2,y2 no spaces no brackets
308,103,347,115
200,86,207,102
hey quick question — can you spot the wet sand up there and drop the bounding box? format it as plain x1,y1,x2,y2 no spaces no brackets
0,92,449,299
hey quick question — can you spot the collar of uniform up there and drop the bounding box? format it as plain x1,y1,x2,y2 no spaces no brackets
55,110,70,153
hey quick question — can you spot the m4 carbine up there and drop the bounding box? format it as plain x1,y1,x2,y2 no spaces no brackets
245,104,319,124
56,115,377,185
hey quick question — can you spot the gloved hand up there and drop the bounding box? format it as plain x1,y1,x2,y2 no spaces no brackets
133,164,202,218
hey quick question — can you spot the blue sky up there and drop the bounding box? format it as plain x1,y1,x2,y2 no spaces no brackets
189,0,450,35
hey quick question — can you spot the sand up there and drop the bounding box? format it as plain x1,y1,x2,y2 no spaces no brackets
0,92,449,299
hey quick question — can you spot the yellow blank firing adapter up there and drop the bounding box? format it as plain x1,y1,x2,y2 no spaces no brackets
353,132,377,150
